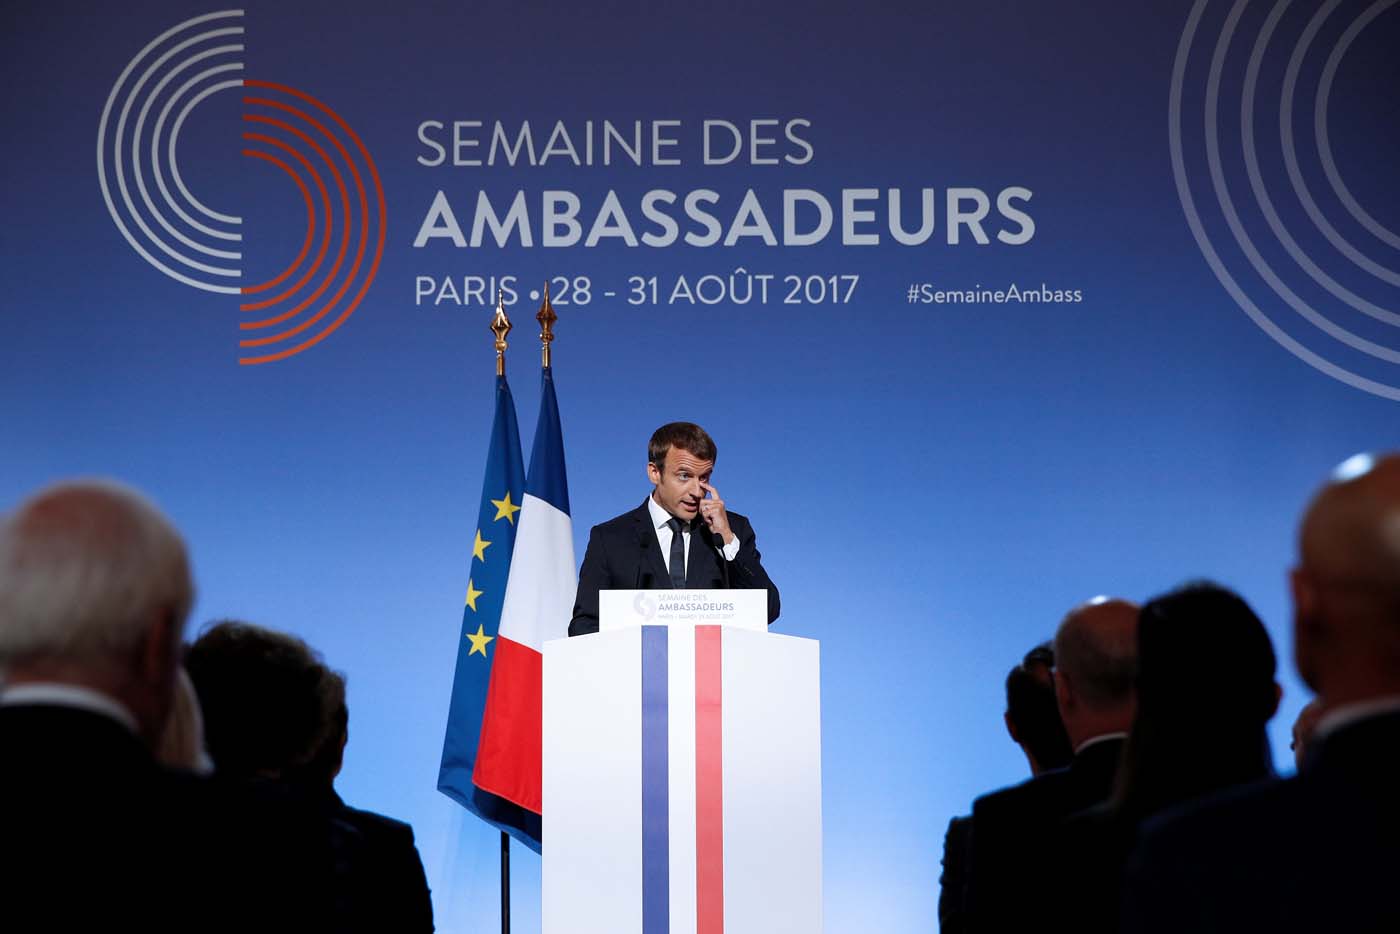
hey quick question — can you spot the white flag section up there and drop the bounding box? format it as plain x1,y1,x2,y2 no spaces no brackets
544,622,823,934
498,493,576,652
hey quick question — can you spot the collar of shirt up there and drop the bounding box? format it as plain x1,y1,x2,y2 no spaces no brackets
1312,695,1400,745
1074,731,1128,756
648,494,689,533
0,682,140,735
649,494,691,575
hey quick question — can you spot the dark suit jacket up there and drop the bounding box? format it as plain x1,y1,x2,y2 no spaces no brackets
966,736,1126,932
569,498,780,636
333,794,435,933
938,814,973,934
1123,711,1400,934
0,704,329,933
1,704,203,932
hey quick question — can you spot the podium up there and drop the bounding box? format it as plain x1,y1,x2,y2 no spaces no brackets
543,590,822,934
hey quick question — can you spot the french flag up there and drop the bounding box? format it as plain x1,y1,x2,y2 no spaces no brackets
473,365,573,815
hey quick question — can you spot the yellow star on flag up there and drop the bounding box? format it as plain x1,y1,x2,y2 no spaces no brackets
472,529,491,562
491,491,522,524
465,578,483,612
466,623,494,657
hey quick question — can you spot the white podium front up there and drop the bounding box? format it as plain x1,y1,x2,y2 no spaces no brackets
543,590,822,934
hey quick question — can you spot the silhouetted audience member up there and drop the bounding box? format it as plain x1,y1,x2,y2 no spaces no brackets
1124,453,1400,934
965,598,1138,932
1058,582,1279,934
1290,697,1325,771
187,621,362,919
304,670,435,933
940,642,1072,933
0,481,197,931
188,620,432,933
186,621,338,780
1113,584,1279,820
0,480,312,933
1006,642,1075,775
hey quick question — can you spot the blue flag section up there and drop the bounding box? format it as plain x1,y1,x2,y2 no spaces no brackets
437,374,542,850
527,368,570,516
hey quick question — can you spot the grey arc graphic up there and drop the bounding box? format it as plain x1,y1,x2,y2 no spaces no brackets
1170,0,1400,401
97,9,246,294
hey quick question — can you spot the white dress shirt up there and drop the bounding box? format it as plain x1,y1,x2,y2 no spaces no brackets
1312,694,1400,745
1073,730,1129,756
0,682,140,734
648,495,740,580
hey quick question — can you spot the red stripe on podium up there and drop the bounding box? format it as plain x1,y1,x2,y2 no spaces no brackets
695,625,725,934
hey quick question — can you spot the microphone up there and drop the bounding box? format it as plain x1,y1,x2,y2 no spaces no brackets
698,492,730,589
706,523,731,590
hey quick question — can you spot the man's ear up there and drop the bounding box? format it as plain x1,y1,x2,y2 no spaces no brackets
140,608,179,690
646,461,662,486
1004,710,1020,745
132,608,180,745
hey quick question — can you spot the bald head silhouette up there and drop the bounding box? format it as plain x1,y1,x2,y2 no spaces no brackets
1053,597,1140,750
1292,453,1400,706
0,479,193,746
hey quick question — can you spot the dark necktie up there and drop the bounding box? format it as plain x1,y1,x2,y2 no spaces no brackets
667,517,686,589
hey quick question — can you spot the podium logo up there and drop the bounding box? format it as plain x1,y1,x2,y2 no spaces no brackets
1171,0,1400,402
96,10,385,365
633,592,658,621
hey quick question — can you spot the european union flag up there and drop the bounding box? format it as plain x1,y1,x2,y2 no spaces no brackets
437,373,542,850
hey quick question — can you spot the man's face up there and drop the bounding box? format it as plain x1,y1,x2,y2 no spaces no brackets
647,446,713,521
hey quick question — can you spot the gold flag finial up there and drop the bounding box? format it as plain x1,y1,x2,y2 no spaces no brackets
490,291,512,377
537,281,558,369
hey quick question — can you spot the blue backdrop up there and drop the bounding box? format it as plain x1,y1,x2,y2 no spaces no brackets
3,1,1399,930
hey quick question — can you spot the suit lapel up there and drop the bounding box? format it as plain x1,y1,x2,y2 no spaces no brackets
632,499,672,588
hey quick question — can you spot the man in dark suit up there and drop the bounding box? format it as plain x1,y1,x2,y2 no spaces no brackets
0,481,314,932
189,619,434,933
940,643,1073,933
569,422,779,636
1124,453,1400,934
965,597,1139,932
309,671,436,934
0,482,206,929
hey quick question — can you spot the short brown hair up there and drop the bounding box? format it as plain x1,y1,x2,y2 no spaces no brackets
185,620,339,781
648,422,717,467
1005,643,1072,770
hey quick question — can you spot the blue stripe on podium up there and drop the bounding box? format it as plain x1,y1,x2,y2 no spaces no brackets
641,625,670,934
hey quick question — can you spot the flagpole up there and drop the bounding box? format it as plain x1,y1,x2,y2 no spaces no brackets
500,831,511,934
490,290,513,934
487,282,558,934
485,284,557,934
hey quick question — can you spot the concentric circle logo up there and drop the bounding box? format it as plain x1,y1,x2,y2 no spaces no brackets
633,591,657,621
97,9,385,365
1170,0,1400,401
